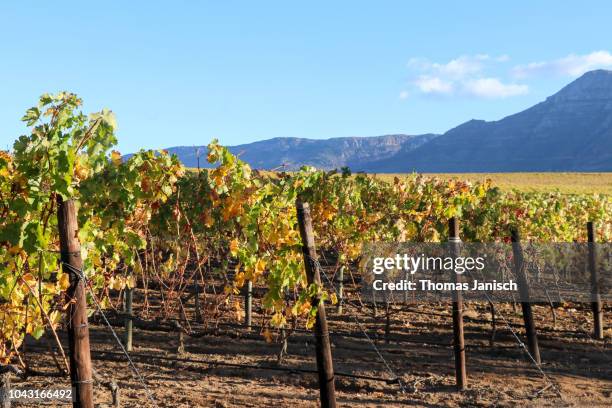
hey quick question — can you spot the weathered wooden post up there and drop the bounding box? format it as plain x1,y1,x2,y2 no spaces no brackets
57,197,94,408
244,280,253,329
0,372,9,408
403,271,409,304
1,368,12,408
336,266,344,314
124,288,134,352
194,276,203,323
384,301,391,344
510,228,541,364
173,321,186,355
296,198,337,408
0,366,22,408
372,288,378,317
587,222,604,340
449,217,467,390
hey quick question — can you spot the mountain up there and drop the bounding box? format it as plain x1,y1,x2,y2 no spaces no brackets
160,134,438,171
133,69,612,172
370,69,612,172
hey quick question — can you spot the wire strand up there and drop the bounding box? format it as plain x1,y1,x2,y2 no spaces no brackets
62,262,159,407
311,256,408,394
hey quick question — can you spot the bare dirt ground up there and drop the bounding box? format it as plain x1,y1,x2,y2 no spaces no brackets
14,295,611,408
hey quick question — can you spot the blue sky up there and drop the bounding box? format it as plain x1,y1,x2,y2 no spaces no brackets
1,1,612,152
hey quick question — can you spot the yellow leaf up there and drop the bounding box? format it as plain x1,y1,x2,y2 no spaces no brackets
126,275,136,289
8,246,22,256
263,328,273,343
271,312,286,327
111,150,122,166
58,273,71,291
234,300,244,321
10,290,25,306
229,239,239,257
99,296,111,309
254,259,267,275
49,310,62,325
235,271,246,288
22,273,37,287
74,160,89,180
347,244,361,259
306,314,316,329
202,212,214,228
298,300,312,316
110,277,123,291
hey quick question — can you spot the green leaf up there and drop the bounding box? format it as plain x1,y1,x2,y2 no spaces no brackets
31,326,45,340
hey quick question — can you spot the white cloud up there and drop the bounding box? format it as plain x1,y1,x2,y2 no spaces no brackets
408,55,488,79
399,90,409,99
513,51,612,78
406,54,526,99
463,78,528,98
414,76,453,94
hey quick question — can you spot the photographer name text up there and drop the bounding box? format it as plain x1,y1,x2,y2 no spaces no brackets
372,279,517,291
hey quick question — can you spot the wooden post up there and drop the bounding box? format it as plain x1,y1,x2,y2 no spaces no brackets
510,228,541,364
245,280,253,329
587,222,604,340
296,198,337,408
336,266,344,314
194,277,203,323
124,288,133,352
488,301,497,346
449,217,467,390
1,371,10,408
177,330,185,356
279,328,288,362
385,302,391,344
1,366,23,408
57,197,94,408
403,271,409,304
111,384,120,408
372,288,378,317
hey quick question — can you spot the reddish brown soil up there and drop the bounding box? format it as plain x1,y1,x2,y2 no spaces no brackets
14,298,611,407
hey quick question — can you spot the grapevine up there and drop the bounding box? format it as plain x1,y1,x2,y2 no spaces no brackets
0,93,610,367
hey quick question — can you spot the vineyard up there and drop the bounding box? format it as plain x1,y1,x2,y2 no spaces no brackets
0,94,610,407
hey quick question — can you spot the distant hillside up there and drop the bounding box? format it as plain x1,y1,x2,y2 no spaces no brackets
131,69,612,172
161,134,437,170
370,69,612,172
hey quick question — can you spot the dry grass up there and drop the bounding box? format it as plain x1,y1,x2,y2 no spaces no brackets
371,172,612,195
190,168,612,194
